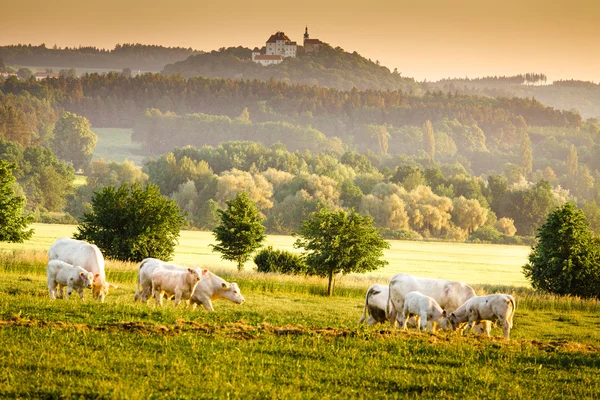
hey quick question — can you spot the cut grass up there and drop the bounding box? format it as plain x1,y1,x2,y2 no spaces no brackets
3,223,532,286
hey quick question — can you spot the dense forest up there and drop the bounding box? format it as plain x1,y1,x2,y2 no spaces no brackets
1,62,599,244
0,43,201,71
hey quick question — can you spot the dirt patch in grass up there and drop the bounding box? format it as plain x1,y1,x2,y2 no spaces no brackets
529,339,598,353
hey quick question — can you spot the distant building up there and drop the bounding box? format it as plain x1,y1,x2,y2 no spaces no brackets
252,53,284,66
265,31,297,58
303,26,323,54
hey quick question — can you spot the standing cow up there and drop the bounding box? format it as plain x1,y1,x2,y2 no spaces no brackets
447,294,516,339
48,238,117,302
359,284,415,326
135,258,244,311
387,273,476,327
47,259,95,300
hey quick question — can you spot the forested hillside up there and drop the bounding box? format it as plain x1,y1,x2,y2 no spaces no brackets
430,76,600,119
0,43,201,71
1,71,600,243
162,45,420,91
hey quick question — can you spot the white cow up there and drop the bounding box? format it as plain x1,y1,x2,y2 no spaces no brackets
190,270,245,311
387,273,476,327
401,291,446,332
134,258,207,302
136,258,244,311
47,259,94,300
358,284,414,326
151,267,202,307
447,294,516,339
48,238,117,302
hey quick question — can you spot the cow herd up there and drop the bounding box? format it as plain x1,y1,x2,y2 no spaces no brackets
45,238,515,339
46,238,244,311
359,273,516,339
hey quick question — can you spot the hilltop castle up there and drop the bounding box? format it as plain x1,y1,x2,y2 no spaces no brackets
252,27,323,66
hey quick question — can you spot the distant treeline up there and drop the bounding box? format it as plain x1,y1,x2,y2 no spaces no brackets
0,43,202,71
436,73,548,86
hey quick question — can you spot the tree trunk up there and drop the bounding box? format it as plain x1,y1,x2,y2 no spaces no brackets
327,270,335,296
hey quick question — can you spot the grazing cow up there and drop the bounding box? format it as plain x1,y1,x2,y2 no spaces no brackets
400,291,446,332
136,258,244,311
447,294,516,339
48,238,117,302
134,258,207,302
358,284,390,325
387,273,476,327
47,259,94,300
190,270,245,311
151,267,202,307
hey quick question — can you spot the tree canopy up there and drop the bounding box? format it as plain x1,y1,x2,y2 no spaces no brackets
0,160,34,242
294,208,389,295
211,192,266,270
75,182,185,262
523,202,600,298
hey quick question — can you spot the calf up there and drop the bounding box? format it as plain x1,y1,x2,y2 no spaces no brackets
400,291,446,332
135,258,207,302
190,270,244,311
151,267,202,307
447,294,516,339
47,259,95,300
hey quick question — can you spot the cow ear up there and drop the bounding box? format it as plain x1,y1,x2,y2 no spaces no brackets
442,310,447,317
202,269,208,275
80,272,85,279
188,268,193,273
94,274,100,280
221,282,229,289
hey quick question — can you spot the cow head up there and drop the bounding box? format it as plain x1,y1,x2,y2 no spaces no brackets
448,312,460,331
188,268,202,282
221,282,244,304
92,274,117,302
80,271,94,289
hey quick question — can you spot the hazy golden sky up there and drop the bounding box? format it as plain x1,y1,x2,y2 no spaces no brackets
2,0,598,82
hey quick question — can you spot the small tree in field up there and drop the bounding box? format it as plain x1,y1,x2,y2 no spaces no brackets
211,192,266,271
75,182,185,262
51,112,97,171
523,202,600,298
0,161,34,242
294,208,390,296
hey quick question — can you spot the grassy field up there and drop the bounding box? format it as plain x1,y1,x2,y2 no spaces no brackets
91,128,147,166
1,249,600,397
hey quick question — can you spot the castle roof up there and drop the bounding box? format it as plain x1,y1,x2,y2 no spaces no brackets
266,31,291,43
304,39,323,45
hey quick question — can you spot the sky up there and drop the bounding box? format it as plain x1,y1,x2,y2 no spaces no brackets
1,0,598,82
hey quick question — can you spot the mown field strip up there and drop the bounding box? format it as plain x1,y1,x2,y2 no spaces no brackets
0,223,531,286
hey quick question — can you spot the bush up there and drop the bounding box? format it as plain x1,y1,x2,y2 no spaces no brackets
378,228,422,241
469,226,502,243
254,246,307,275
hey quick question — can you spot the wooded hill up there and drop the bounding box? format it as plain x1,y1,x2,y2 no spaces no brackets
162,45,420,92
0,43,202,71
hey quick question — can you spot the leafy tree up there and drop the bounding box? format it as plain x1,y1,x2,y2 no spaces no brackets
211,192,266,270
519,133,533,178
75,182,185,262
51,112,97,171
0,160,34,242
294,208,389,296
16,67,33,79
523,202,600,298
567,144,578,183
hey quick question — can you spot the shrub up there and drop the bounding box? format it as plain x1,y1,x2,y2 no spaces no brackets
254,246,307,275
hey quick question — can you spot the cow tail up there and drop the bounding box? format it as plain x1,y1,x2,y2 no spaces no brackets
358,289,370,324
508,295,516,328
134,259,147,301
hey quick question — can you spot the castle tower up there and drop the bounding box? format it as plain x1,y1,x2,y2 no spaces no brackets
304,26,309,40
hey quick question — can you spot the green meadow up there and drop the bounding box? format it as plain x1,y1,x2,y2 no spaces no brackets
91,128,147,166
2,224,599,398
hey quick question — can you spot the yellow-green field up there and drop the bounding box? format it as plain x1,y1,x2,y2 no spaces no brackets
2,223,531,287
91,128,146,166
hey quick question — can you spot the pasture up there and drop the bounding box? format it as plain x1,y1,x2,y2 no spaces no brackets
91,128,147,166
1,224,600,398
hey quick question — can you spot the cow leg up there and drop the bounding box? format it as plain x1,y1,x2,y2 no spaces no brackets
203,299,214,312
48,280,56,299
501,317,511,339
420,313,428,331
66,285,72,300
173,290,183,307
154,289,163,306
